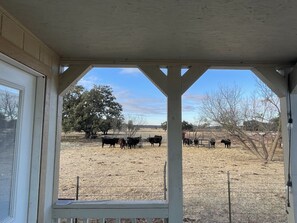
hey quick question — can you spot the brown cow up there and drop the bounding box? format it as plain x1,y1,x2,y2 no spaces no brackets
118,138,126,149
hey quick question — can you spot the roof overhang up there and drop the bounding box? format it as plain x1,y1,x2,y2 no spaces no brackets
0,1,297,67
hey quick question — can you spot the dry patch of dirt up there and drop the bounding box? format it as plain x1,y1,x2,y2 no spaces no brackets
59,130,287,223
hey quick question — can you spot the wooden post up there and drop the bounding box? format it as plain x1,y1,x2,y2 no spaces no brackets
76,176,79,201
227,172,232,223
138,64,207,222
167,65,183,223
281,95,297,223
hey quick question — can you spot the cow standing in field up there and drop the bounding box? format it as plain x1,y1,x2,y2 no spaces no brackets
118,138,126,149
101,137,119,148
194,138,199,146
127,137,141,149
147,135,162,147
209,138,216,148
221,139,231,148
183,138,193,146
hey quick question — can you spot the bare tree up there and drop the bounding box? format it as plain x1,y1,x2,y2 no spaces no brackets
193,116,210,139
122,115,146,137
0,91,18,121
201,84,280,161
254,80,281,161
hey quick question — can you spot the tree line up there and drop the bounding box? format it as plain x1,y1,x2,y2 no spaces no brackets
63,81,281,162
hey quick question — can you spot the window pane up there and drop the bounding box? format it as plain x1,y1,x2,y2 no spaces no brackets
0,85,19,221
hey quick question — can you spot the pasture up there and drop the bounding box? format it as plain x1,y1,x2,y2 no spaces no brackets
59,128,287,223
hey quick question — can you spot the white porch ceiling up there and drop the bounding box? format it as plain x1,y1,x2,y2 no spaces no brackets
1,1,297,65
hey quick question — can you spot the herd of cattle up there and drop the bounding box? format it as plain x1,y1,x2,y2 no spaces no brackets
102,135,163,149
101,135,231,149
182,137,231,148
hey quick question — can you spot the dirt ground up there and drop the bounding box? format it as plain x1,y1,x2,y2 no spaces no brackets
59,129,287,223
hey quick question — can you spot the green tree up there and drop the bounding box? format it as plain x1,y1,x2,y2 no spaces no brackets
161,120,193,132
182,120,193,131
161,121,167,131
62,85,123,138
62,85,85,133
99,119,112,135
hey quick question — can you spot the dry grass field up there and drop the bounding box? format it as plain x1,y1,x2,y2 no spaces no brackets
59,128,287,223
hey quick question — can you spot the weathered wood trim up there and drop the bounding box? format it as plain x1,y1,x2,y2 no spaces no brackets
181,65,209,94
58,65,92,96
251,67,287,97
138,64,168,96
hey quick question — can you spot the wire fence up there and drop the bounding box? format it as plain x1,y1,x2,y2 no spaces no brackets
183,172,287,223
59,170,287,223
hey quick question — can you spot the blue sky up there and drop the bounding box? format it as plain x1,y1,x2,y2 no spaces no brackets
77,68,260,125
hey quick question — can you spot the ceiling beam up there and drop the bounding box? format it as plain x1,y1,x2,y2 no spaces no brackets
60,58,293,69
58,64,92,96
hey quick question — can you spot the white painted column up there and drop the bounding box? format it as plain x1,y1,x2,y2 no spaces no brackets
281,94,297,223
38,74,60,223
167,65,183,222
139,64,208,222
280,97,294,222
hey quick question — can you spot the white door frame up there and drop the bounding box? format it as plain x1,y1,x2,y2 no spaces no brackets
0,53,45,223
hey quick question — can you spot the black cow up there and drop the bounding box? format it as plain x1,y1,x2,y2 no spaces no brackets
183,138,193,146
101,137,119,148
209,138,216,148
127,137,141,149
147,135,162,147
194,138,199,146
221,139,231,148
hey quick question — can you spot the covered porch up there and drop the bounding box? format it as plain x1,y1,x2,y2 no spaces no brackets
0,1,297,222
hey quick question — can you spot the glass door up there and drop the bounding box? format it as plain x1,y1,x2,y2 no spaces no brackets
0,59,37,223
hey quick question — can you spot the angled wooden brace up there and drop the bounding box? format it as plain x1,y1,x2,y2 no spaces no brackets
289,63,297,94
181,65,209,95
251,67,287,97
137,64,168,96
58,64,92,96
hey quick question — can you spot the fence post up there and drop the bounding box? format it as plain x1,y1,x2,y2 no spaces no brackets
76,176,79,200
74,176,80,223
227,171,232,223
164,161,168,223
164,161,167,200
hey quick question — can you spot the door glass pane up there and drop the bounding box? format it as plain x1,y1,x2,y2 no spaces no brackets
0,85,19,221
